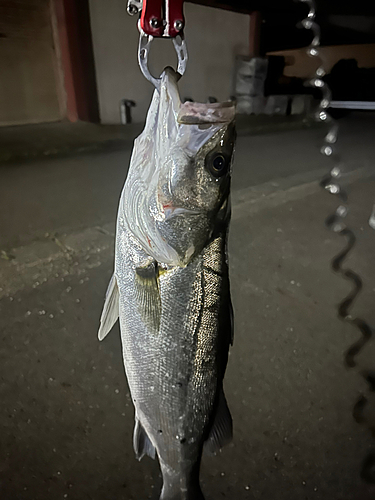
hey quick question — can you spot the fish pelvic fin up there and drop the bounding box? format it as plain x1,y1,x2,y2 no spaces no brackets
133,418,156,461
204,388,233,456
98,274,119,341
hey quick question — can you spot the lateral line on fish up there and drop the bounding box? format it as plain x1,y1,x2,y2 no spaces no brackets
202,265,223,278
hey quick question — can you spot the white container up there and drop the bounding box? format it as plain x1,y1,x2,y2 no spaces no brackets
235,57,268,97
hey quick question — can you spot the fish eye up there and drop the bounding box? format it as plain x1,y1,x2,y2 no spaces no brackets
209,154,228,178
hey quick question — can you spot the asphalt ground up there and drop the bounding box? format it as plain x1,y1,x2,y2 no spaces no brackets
1,112,375,500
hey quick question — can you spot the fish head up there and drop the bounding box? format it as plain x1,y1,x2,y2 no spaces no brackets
161,120,236,213
123,68,236,267
154,120,236,265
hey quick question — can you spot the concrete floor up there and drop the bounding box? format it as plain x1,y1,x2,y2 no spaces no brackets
1,113,375,500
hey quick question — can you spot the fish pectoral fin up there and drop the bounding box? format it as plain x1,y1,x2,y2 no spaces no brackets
98,274,119,341
204,388,233,456
133,418,156,461
135,262,161,335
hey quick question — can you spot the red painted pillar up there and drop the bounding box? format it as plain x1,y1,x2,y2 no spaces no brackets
53,0,99,123
54,0,79,122
249,11,262,58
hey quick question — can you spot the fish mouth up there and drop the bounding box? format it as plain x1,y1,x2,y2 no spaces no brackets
161,203,203,220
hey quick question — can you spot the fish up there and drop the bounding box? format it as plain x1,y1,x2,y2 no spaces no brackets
98,67,236,500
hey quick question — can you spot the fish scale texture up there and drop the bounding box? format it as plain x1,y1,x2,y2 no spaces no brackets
116,221,230,469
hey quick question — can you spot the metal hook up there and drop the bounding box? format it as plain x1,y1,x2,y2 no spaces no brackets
138,31,188,91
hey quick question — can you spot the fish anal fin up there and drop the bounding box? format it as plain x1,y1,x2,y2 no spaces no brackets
204,388,232,456
133,419,156,461
98,274,119,341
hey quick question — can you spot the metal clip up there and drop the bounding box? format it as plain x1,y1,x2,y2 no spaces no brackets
127,0,143,16
128,0,188,89
138,31,188,91
128,0,185,37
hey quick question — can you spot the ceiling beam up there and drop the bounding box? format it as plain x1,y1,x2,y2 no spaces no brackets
187,0,255,15
187,0,375,16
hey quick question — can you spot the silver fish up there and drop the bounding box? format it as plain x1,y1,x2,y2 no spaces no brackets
98,68,236,500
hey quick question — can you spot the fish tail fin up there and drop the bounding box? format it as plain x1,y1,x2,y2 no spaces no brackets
159,463,205,500
98,274,119,341
159,483,205,500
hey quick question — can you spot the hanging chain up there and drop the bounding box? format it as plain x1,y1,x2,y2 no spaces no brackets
297,0,375,483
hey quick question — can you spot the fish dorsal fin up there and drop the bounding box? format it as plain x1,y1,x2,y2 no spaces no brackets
98,274,119,341
133,418,156,461
204,388,233,455
135,262,162,335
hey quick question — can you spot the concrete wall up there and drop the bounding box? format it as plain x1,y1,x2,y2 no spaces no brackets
0,0,63,126
88,1,249,124
267,44,375,79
